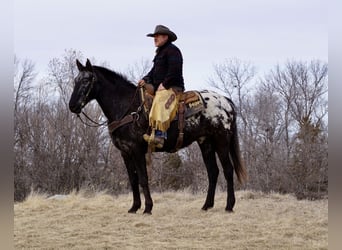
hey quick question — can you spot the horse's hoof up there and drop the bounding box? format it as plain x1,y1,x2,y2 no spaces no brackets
143,204,153,214
225,207,234,213
128,206,140,213
201,204,214,211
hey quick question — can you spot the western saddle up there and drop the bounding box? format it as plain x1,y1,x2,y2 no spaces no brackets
140,83,204,151
108,83,205,152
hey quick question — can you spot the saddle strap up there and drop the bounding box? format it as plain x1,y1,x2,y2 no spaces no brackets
174,100,185,151
108,115,134,133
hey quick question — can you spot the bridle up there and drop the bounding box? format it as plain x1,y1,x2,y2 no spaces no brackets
75,71,144,131
75,74,106,127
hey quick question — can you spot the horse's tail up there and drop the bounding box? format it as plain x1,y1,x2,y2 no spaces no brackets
230,117,248,184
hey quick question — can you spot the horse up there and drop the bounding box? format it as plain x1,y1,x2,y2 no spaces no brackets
69,59,247,214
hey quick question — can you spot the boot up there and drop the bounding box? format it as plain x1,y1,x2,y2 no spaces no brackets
143,134,164,148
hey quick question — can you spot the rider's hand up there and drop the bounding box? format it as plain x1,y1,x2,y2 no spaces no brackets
138,79,146,87
157,83,165,91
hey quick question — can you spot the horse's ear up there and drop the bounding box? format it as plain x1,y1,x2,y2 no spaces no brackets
76,59,84,71
85,58,93,72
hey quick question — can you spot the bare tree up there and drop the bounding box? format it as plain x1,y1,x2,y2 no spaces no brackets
207,58,328,198
124,57,152,84
207,58,256,189
208,58,255,104
14,50,132,200
289,60,328,126
14,56,37,201
14,56,36,113
263,60,328,198
207,58,256,145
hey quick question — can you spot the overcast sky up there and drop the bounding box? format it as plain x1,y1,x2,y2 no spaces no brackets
14,0,327,90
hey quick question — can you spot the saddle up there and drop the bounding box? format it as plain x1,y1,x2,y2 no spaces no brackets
141,83,205,151
107,84,205,151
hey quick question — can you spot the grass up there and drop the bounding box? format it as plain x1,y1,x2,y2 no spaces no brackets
14,190,328,249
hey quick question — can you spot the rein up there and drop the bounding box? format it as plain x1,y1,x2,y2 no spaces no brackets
77,85,144,132
77,111,107,127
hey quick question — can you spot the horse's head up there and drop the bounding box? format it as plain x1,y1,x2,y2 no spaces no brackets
69,59,97,114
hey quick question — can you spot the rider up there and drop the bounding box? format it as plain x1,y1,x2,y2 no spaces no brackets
138,25,185,148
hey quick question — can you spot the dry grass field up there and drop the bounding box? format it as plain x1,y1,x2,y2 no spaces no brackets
14,190,327,250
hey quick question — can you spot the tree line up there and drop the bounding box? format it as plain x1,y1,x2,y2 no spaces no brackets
14,49,328,201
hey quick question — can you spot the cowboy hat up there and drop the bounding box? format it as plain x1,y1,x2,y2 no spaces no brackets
146,25,177,42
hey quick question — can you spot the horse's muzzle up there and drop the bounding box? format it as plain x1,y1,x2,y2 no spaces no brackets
69,102,82,114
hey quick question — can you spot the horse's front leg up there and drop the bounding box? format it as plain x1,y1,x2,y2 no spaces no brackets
135,153,153,214
122,154,141,213
122,151,153,214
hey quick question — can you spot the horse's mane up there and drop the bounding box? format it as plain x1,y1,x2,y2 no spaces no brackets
93,65,136,89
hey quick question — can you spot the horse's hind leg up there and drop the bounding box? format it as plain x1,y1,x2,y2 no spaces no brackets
198,139,219,210
216,140,235,212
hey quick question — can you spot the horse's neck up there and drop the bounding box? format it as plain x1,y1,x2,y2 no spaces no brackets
96,80,138,122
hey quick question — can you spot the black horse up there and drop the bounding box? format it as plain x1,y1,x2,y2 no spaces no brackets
69,59,247,214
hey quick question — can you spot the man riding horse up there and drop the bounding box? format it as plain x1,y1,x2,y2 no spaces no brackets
138,25,185,148
69,26,247,214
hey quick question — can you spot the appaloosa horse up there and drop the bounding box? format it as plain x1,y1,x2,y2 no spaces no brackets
69,59,247,214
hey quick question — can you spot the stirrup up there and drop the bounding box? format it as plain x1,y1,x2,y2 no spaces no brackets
143,134,164,148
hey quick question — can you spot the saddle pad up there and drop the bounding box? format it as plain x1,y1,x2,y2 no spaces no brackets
182,91,205,118
142,87,205,120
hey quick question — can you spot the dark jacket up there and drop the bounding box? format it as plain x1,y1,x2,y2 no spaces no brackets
143,41,185,91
